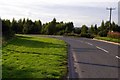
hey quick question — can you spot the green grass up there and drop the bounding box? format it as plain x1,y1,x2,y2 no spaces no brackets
2,34,67,78
95,37,120,43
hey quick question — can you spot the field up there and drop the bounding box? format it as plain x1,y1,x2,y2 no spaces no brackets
2,35,67,78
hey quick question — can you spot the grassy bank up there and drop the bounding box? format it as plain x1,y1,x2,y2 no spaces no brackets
95,37,120,43
2,34,67,78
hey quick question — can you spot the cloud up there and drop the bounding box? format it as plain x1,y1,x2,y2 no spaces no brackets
0,0,118,27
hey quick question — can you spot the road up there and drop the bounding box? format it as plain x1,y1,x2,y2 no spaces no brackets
54,36,120,78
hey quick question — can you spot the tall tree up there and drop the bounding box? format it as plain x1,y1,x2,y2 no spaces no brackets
17,19,23,33
73,27,81,34
65,22,74,33
89,25,94,35
81,25,88,34
34,20,42,34
23,22,28,34
2,19,14,38
94,24,98,35
47,18,56,35
11,18,18,33
98,20,109,37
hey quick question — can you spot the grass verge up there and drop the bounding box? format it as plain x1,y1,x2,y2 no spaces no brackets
2,34,67,78
95,37,120,43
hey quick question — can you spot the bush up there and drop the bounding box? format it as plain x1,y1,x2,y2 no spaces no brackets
63,33,75,36
98,30,108,37
56,30,65,35
80,33,94,38
107,32,120,39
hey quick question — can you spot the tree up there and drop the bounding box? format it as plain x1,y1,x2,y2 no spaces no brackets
55,22,66,35
41,23,47,34
111,22,120,32
98,20,104,31
2,19,14,39
73,27,81,34
2,18,76,36
89,25,94,35
33,20,42,34
11,18,18,33
65,22,74,33
105,21,110,31
17,19,23,34
80,25,89,37
44,18,57,35
98,20,109,37
23,23,28,34
50,18,56,34
94,24,98,35
81,25,88,34
26,19,33,34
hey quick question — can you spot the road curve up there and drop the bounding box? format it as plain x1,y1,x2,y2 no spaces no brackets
54,36,120,78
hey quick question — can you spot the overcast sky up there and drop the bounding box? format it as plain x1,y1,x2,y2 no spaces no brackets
0,0,119,27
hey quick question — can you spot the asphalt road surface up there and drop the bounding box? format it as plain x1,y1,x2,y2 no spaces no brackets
54,36,120,78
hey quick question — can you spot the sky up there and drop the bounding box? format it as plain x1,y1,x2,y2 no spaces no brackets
0,0,119,27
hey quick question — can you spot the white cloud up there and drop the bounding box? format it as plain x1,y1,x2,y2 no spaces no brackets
0,0,118,27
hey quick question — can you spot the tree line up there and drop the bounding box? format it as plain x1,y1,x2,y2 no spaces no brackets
2,18,120,39
73,20,120,38
2,18,74,39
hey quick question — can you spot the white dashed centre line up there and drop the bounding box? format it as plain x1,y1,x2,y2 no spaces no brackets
80,41,83,43
87,42,93,46
85,42,93,46
96,46,109,53
116,56,120,59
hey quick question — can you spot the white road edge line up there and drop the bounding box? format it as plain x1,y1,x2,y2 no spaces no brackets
96,46,109,53
72,50,82,78
116,56,120,59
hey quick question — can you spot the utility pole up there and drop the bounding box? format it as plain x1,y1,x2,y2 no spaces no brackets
106,7,116,32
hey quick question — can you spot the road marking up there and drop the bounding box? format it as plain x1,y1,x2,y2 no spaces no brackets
86,42,93,46
72,50,82,78
80,41,83,43
116,56,120,59
96,46,109,53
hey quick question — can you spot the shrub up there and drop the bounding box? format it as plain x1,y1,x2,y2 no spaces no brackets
98,30,108,37
56,30,65,35
80,33,94,38
63,33,75,36
107,32,120,39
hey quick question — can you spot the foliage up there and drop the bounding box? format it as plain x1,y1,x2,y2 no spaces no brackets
98,30,108,37
97,21,109,37
73,27,81,34
2,35,67,78
2,19,14,40
2,18,119,39
88,25,95,35
107,32,120,39
41,19,74,35
11,18,18,34
94,24,98,35
80,33,94,38
111,22,120,32
80,25,94,38
81,25,88,34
